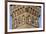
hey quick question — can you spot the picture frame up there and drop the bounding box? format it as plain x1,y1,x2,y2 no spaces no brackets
5,1,45,34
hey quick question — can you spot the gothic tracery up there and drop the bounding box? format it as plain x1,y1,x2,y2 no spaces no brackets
10,5,41,29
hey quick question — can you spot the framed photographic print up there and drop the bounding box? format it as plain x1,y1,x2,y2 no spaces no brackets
5,1,45,33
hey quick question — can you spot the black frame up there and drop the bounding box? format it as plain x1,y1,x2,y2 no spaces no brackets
5,1,45,34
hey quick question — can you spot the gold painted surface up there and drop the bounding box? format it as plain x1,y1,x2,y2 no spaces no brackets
10,5,41,29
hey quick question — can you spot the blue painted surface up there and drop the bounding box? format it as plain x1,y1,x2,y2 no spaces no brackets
9,16,12,29
38,16,41,28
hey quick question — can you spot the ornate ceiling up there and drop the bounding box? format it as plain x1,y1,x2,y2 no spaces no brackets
10,5,41,29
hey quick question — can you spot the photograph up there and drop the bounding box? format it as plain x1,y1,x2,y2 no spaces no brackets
7,2,44,32
10,5,41,29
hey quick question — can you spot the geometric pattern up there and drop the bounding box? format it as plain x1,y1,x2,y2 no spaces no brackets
10,5,41,29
